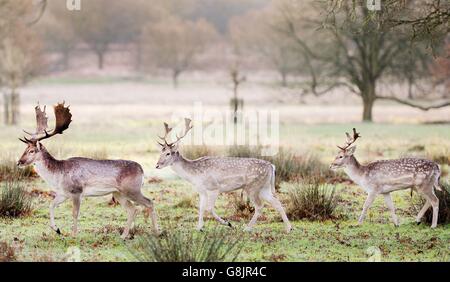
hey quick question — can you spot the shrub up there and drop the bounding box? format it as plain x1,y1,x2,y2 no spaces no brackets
181,145,216,160
0,241,17,262
226,146,334,187
128,227,243,262
286,180,339,221
0,180,33,218
173,194,196,209
429,151,450,166
0,160,36,181
230,192,254,219
411,181,450,224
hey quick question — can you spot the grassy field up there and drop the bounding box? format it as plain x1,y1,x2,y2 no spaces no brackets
0,79,449,262
1,122,449,262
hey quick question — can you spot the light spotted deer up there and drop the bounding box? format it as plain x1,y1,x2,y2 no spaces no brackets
155,118,292,233
17,103,159,239
330,128,442,228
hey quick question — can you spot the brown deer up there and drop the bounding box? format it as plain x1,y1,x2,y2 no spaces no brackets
17,103,159,239
330,128,442,228
155,118,292,233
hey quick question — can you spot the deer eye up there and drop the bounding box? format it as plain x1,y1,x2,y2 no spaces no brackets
29,150,35,154
166,153,170,156
339,156,343,159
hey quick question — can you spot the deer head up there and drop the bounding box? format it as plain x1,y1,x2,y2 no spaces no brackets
155,118,192,169
330,128,361,170
17,102,72,167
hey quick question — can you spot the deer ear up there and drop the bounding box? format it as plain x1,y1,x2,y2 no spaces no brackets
345,146,356,156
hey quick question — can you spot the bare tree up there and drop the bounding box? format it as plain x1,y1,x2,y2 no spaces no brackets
327,0,449,49
0,0,43,125
274,0,449,121
38,2,77,71
70,0,138,69
229,8,300,86
141,16,218,87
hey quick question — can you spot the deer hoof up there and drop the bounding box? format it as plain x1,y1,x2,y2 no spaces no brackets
227,222,233,228
56,228,61,235
416,221,421,225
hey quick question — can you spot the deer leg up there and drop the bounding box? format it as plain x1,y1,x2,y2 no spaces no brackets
358,192,377,225
71,195,82,236
415,200,431,224
114,192,138,239
207,190,231,227
49,194,68,234
260,189,292,233
197,192,207,231
383,193,399,227
130,194,160,235
244,205,262,232
423,191,439,228
244,191,263,232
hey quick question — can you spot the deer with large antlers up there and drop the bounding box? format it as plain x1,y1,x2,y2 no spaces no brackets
155,118,292,232
17,103,159,239
330,128,442,228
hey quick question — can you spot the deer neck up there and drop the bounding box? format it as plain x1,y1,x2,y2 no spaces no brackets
34,149,63,185
171,153,198,183
343,155,366,185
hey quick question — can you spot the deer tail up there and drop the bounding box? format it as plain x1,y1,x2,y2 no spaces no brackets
434,165,442,192
271,164,276,195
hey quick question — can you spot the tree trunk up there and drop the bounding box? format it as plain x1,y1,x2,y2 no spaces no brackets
281,72,287,87
3,92,10,125
135,39,142,71
362,96,375,122
360,79,377,122
11,90,20,125
172,71,179,88
97,51,104,69
62,50,70,70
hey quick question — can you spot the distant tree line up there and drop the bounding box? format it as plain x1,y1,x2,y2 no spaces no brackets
0,0,448,124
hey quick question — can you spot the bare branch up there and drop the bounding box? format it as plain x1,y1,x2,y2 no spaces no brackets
377,96,450,111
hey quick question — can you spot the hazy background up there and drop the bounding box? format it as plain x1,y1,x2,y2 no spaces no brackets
0,0,448,128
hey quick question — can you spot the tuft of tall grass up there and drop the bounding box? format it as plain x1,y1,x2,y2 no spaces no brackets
82,148,109,160
0,179,33,218
230,192,254,219
0,241,16,262
181,145,217,160
0,160,36,181
286,180,339,221
128,227,243,262
428,150,450,166
411,181,450,224
227,146,335,187
173,194,196,209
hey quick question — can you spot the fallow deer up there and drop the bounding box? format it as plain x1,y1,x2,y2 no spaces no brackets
330,128,442,228
155,118,292,233
17,103,159,239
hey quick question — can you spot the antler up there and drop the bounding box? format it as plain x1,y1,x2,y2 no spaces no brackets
158,118,193,147
337,128,361,151
21,102,72,143
158,122,173,146
173,118,193,145
23,103,48,138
